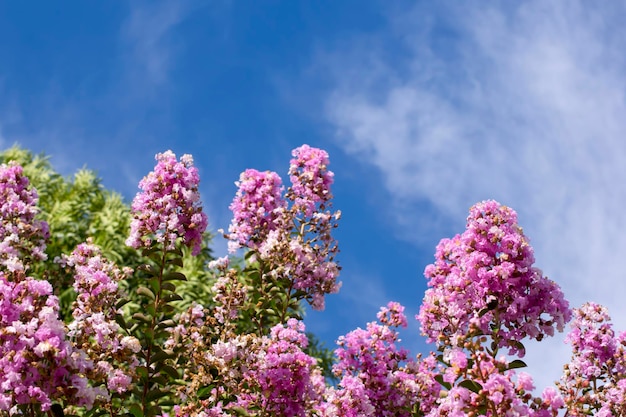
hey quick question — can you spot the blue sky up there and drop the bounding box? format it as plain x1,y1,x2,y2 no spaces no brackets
2,1,626,390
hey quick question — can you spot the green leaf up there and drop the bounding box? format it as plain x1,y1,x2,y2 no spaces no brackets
434,374,452,390
137,286,155,300
160,364,180,379
507,359,527,370
151,374,168,386
292,289,308,299
150,349,175,364
136,366,149,379
197,385,214,400
169,257,184,268
129,404,143,417
146,388,169,402
154,329,172,340
459,379,482,393
115,297,131,310
147,250,165,265
156,319,176,330
170,247,183,257
144,327,154,342
247,270,260,282
133,312,152,324
148,277,160,293
163,271,187,282
512,340,526,352
142,247,160,257
139,264,161,277
230,407,251,417
161,293,183,303
115,313,128,330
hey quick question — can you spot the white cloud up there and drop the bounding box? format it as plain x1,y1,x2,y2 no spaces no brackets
121,1,189,87
324,0,626,391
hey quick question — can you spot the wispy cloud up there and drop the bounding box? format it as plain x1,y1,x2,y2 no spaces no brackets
323,0,626,390
121,1,190,90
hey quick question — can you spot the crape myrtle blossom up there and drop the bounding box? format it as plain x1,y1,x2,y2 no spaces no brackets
0,273,95,411
235,319,326,417
211,268,247,325
416,200,571,416
558,303,626,415
259,234,340,310
326,302,439,416
287,144,334,217
226,145,341,310
0,162,95,411
126,150,208,255
226,169,286,253
285,145,341,310
62,240,140,401
167,320,325,417
427,350,564,416
418,200,571,355
0,161,48,272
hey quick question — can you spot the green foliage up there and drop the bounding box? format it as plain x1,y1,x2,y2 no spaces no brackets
0,146,140,319
0,145,218,321
130,244,190,416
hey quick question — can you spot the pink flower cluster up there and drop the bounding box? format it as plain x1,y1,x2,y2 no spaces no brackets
64,240,140,399
227,169,286,253
211,270,247,325
170,320,325,417
559,303,626,415
418,200,571,355
0,162,94,412
429,350,563,416
236,319,325,417
226,145,341,310
326,302,439,416
288,144,334,216
164,303,206,352
126,151,208,255
0,273,92,411
0,161,48,272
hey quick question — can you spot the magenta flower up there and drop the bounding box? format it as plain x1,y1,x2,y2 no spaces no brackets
0,162,94,410
236,319,325,417
226,145,341,311
288,144,334,217
418,200,571,355
0,161,48,272
559,303,626,415
0,273,94,411
64,240,139,401
126,150,208,255
331,303,439,416
227,169,286,253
